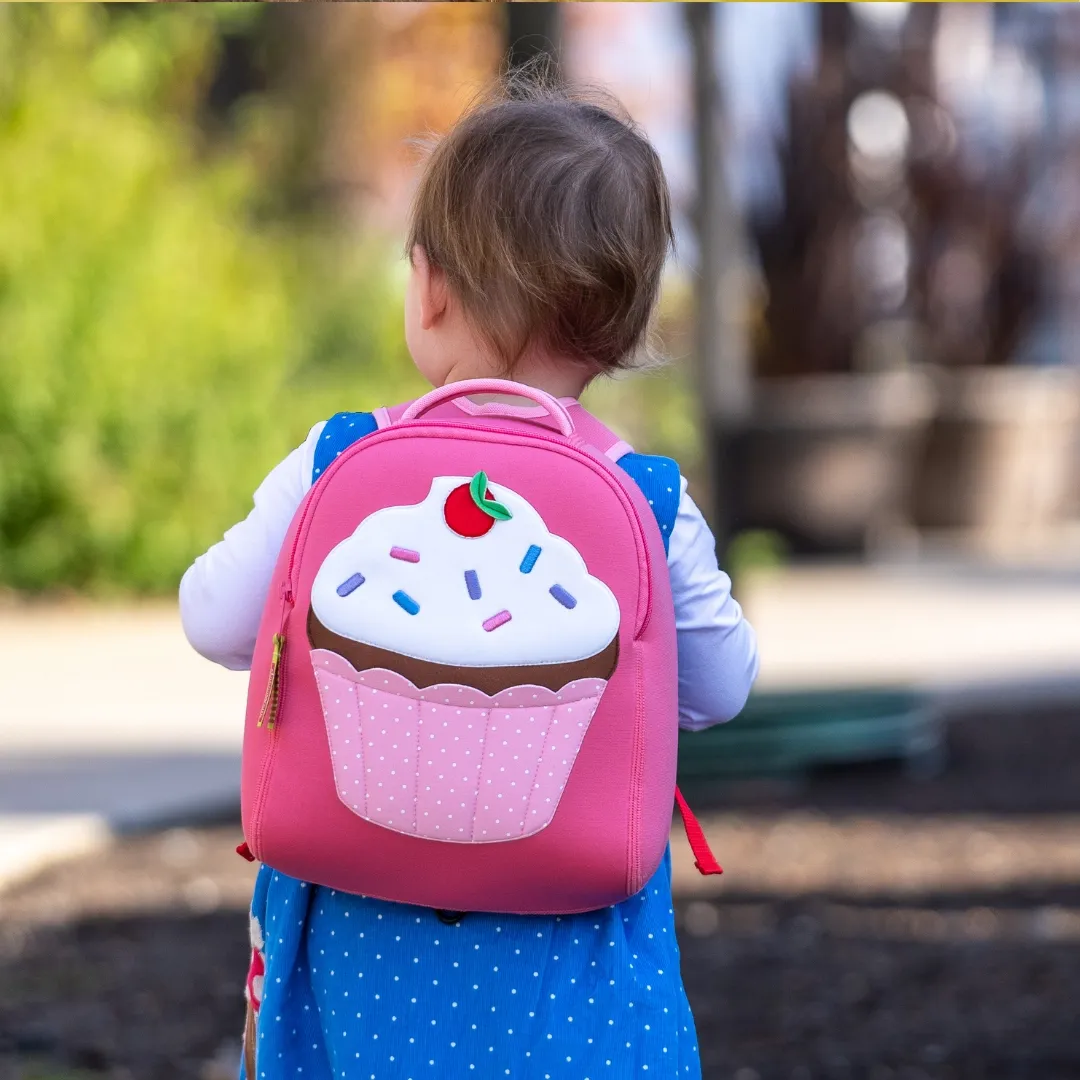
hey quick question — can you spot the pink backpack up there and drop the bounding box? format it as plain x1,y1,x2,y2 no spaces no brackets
240,379,719,914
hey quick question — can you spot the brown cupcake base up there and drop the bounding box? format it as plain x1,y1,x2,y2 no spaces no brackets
307,607,618,695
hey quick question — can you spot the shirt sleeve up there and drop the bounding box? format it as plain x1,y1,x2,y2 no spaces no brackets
179,422,326,671
667,476,760,731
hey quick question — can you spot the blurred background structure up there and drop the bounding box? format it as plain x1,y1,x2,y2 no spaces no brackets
717,2,1080,562
1,5,1079,1080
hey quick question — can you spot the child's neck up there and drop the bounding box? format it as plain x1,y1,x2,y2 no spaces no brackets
440,350,592,402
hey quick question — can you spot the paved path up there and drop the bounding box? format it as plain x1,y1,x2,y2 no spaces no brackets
1,604,248,887
1,603,245,754
751,563,1080,696
2,561,1079,890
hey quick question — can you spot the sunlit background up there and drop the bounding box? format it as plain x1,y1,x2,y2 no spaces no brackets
1,5,1079,1079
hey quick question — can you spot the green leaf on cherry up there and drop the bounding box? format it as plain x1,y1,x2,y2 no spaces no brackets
469,471,512,521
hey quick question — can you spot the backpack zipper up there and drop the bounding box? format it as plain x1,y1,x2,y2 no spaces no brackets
627,648,647,893
255,632,286,729
250,535,305,850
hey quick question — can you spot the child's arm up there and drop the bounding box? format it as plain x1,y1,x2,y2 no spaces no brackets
668,478,760,730
179,422,326,670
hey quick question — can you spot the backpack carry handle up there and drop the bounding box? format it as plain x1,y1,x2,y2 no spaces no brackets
400,379,576,438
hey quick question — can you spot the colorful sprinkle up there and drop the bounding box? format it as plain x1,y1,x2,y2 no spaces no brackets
392,590,420,615
482,610,512,632
549,585,577,609
336,573,365,597
390,547,420,563
519,544,542,574
464,569,482,600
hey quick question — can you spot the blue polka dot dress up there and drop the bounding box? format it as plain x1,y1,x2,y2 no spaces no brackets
241,421,701,1078
244,850,700,1079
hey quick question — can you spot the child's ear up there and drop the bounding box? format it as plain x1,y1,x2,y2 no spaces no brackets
411,245,448,331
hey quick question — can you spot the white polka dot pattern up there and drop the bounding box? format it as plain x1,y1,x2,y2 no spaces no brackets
312,649,605,841
246,854,704,1080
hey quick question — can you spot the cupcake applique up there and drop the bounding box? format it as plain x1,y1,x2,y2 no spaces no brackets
308,473,620,842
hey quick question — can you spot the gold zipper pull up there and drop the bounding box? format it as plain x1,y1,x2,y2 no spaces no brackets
256,633,285,730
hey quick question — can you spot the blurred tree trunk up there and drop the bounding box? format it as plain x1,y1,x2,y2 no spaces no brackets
685,2,751,548
257,5,500,220
750,2,1036,378
505,2,562,74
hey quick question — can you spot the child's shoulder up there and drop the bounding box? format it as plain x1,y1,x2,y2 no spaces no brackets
306,398,684,526
311,411,380,481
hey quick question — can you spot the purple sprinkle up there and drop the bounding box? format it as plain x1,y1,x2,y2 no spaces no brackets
464,569,481,600
519,545,542,573
482,610,512,632
549,585,577,609
390,546,420,563
336,573,365,597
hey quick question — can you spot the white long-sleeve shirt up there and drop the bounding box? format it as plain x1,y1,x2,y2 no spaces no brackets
180,420,759,730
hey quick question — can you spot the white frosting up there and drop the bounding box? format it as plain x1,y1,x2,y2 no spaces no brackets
310,476,620,668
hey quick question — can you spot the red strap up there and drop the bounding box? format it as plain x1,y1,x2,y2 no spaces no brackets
236,841,256,862
674,786,722,875
246,946,265,1011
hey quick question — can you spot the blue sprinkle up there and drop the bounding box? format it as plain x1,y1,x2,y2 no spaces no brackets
392,590,420,615
336,572,365,597
549,585,577,609
519,545,542,574
464,569,481,600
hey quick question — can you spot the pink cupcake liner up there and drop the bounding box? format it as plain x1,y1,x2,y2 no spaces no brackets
311,648,606,842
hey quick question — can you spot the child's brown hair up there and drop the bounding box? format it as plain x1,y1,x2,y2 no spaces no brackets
407,71,674,375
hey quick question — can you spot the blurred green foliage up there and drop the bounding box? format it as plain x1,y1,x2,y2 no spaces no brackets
0,5,701,596
0,5,423,593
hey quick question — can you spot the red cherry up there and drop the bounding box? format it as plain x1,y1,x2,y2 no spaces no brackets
444,482,495,537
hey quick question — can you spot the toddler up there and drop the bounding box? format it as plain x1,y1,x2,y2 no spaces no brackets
181,76,759,1080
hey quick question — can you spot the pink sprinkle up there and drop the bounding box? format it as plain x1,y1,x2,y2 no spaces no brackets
483,610,512,632
390,547,420,563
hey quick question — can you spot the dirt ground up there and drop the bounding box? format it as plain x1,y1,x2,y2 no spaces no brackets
1,704,1078,1080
